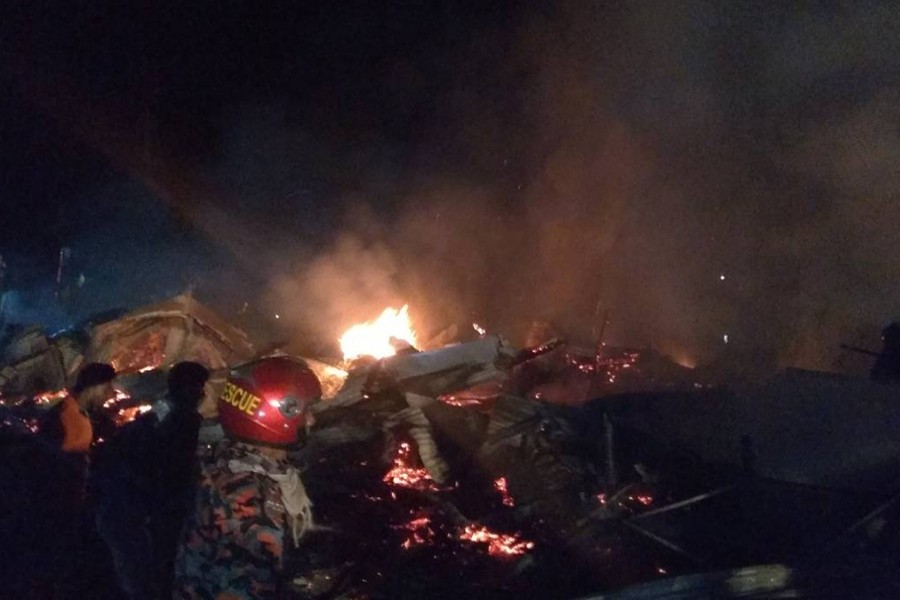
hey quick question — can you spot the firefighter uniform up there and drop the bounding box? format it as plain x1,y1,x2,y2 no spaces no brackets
174,440,291,599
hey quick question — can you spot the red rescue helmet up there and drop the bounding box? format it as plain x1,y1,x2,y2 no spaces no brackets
218,356,322,448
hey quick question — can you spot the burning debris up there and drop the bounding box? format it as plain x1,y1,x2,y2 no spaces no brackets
382,441,438,491
4,298,900,598
494,477,515,507
339,305,417,360
458,524,534,557
87,293,254,372
396,514,434,549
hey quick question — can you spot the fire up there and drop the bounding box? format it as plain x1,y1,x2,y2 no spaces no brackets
340,305,418,360
114,404,152,426
102,388,152,425
383,442,439,491
102,388,132,409
493,477,515,507
459,524,534,557
632,493,654,506
396,515,435,549
33,389,68,404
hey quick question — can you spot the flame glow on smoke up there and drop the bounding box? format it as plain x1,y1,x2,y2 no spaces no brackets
339,305,418,360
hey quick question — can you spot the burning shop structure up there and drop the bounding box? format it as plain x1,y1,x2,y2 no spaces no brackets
2,299,900,598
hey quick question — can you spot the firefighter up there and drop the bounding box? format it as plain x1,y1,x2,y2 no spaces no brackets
174,356,320,599
36,362,118,597
40,362,117,455
153,361,210,598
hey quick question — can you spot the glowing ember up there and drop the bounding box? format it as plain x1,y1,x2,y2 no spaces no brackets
632,494,654,506
383,442,438,491
33,389,68,405
581,351,641,384
103,388,132,409
99,388,152,426
459,524,534,557
439,395,484,407
396,515,435,549
114,404,152,426
493,477,515,507
340,305,418,360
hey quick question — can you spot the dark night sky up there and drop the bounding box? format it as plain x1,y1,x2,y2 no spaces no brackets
2,1,900,369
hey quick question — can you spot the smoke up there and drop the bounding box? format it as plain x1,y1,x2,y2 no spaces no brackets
9,2,900,374
258,2,900,372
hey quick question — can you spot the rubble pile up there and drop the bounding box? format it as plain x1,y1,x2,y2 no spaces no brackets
3,296,900,597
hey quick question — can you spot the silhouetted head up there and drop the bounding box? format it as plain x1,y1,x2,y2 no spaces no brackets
167,361,210,410
72,362,117,410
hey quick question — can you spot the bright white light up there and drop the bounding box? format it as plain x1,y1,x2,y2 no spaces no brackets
275,314,280,319
723,334,729,344
719,274,726,281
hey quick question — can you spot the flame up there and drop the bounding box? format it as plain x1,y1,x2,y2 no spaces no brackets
340,305,418,360
459,524,534,557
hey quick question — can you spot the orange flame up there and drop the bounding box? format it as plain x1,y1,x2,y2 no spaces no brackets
339,305,418,360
